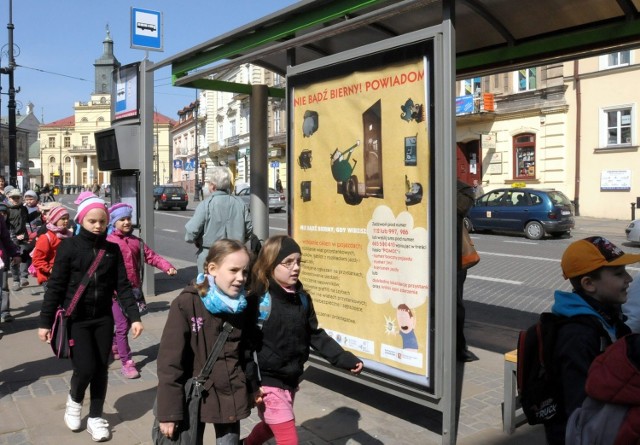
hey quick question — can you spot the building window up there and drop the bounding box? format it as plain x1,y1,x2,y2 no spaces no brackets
218,123,224,142
601,106,633,147
48,137,55,148
516,68,536,92
230,119,236,137
600,51,631,70
461,77,481,96
513,133,536,179
274,110,281,134
82,135,89,146
64,136,70,148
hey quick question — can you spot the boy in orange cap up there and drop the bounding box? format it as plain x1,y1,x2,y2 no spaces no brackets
544,236,640,445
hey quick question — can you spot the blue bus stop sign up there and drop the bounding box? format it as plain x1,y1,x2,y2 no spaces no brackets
131,8,163,52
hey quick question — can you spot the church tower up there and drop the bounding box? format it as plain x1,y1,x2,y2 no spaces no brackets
93,26,120,95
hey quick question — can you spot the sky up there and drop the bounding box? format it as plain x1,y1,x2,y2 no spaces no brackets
0,0,298,123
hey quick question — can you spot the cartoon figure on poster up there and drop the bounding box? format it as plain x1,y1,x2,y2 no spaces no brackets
396,304,418,350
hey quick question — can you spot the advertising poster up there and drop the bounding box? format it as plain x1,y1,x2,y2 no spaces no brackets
113,63,139,121
290,53,432,384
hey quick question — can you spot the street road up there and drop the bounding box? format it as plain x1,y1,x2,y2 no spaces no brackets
58,194,638,354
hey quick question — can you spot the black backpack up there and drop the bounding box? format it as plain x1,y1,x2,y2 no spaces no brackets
516,313,607,425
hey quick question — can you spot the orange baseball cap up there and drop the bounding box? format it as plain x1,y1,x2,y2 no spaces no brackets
561,236,640,279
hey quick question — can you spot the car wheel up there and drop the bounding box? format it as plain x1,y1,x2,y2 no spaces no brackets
551,231,569,238
463,217,473,232
274,208,282,213
181,206,187,211
525,221,545,240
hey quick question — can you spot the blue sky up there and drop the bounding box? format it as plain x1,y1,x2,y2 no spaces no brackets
0,0,297,123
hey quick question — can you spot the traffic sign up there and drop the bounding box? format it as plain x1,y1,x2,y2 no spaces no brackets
184,163,194,172
271,161,280,168
131,7,163,51
173,160,183,169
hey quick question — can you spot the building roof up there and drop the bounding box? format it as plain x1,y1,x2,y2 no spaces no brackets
39,112,175,128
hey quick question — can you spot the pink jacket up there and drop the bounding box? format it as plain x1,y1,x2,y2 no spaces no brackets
107,229,175,288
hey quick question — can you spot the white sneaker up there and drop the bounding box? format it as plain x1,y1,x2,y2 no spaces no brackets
87,417,110,442
64,394,82,431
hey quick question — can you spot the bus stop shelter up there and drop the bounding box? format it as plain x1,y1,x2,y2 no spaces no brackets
151,1,640,443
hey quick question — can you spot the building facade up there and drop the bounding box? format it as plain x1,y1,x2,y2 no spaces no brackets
36,30,174,191
172,65,287,192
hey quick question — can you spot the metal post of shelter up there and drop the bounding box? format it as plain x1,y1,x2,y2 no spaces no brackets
140,59,155,297
250,84,269,242
439,0,458,443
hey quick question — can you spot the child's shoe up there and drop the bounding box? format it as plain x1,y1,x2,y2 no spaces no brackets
111,344,119,361
64,394,82,431
86,417,110,442
121,360,140,379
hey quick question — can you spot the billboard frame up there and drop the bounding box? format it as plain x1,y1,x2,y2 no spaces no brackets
286,23,457,432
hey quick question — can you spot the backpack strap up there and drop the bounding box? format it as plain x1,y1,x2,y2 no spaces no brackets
257,289,309,329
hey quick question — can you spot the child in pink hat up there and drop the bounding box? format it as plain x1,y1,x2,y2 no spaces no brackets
107,203,177,378
30,205,72,289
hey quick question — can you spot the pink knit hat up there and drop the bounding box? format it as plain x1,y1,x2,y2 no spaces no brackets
75,196,107,224
47,205,69,225
74,191,97,205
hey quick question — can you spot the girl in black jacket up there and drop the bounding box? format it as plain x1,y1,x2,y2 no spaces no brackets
38,196,143,442
244,236,363,445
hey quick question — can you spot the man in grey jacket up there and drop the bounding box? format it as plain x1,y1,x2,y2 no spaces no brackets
184,167,253,273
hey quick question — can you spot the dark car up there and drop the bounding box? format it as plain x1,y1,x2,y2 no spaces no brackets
465,187,575,240
153,185,188,210
236,187,286,212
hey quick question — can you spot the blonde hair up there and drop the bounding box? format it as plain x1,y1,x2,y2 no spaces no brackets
251,235,288,295
194,239,250,295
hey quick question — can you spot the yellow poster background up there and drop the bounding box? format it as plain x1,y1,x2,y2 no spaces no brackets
291,58,431,376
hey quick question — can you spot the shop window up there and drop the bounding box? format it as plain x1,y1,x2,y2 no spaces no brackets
601,106,633,147
513,133,536,179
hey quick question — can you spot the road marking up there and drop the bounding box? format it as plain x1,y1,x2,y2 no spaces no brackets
270,226,287,232
504,240,538,245
478,251,560,262
467,275,523,285
162,229,178,233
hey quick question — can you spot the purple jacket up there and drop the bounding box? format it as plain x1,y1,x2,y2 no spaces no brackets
107,230,175,288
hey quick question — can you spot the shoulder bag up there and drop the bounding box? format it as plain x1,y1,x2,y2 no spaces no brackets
152,321,234,445
50,249,106,358
461,225,480,269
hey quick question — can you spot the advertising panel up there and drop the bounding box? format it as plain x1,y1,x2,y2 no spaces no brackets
289,41,434,387
113,63,140,122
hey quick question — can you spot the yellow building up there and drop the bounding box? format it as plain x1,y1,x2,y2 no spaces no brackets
37,29,175,191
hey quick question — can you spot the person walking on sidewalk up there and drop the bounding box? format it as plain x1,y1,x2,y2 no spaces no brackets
30,205,72,293
185,167,253,274
156,239,258,444
107,203,177,379
0,203,21,323
37,196,143,442
244,236,363,445
6,188,38,290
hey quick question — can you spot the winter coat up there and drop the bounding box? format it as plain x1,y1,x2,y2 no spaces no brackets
0,215,19,264
544,290,629,445
565,334,640,444
184,190,252,248
107,230,175,288
38,226,140,329
253,279,362,390
156,285,259,424
30,231,62,284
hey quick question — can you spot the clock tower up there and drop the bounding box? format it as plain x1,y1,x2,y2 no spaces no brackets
94,26,120,95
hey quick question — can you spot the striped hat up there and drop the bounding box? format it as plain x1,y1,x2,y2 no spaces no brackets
47,206,69,225
75,196,107,224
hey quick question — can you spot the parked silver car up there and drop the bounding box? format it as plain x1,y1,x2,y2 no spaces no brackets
236,187,286,212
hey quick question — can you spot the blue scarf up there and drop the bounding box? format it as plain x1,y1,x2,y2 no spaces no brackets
196,273,247,314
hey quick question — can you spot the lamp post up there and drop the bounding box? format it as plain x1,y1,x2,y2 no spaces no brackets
193,92,200,202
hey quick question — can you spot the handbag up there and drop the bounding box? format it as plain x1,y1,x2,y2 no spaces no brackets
50,249,106,358
461,225,480,269
152,322,234,445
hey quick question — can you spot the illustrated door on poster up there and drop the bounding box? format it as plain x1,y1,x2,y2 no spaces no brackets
363,100,384,197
